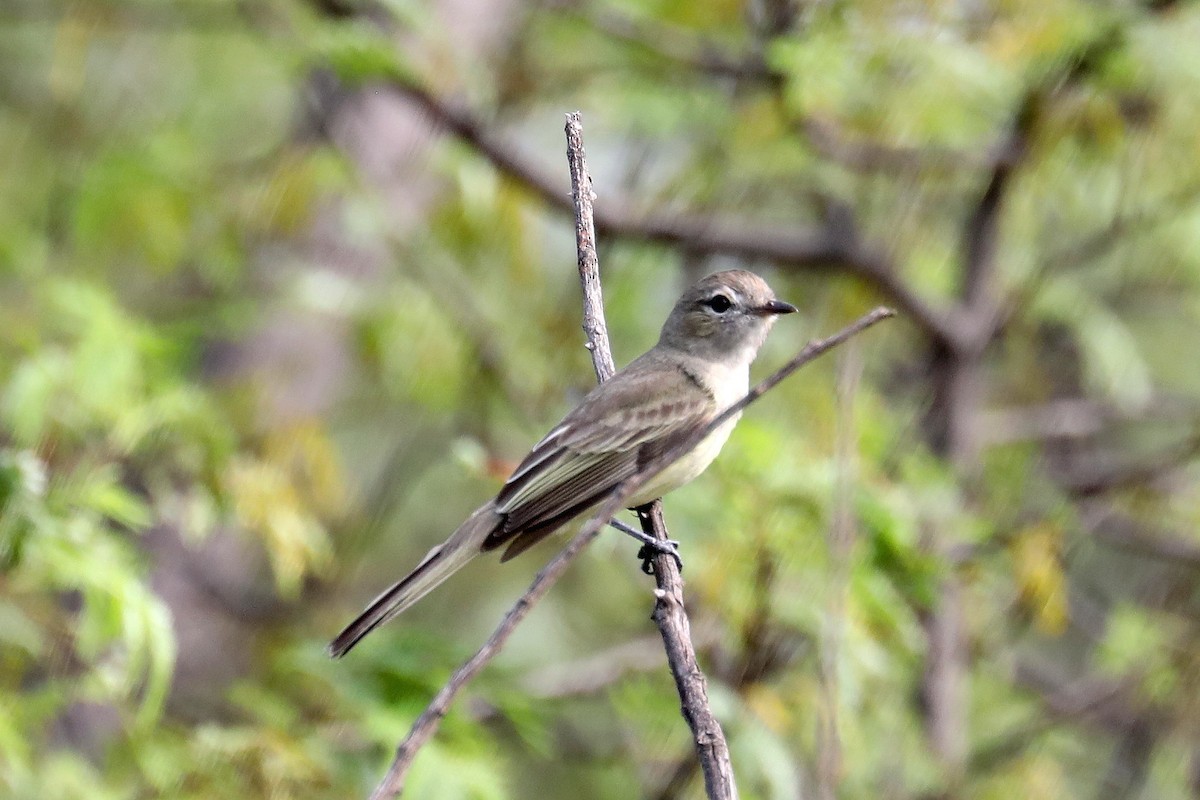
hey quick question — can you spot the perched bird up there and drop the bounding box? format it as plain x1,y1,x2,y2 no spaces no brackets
329,270,796,657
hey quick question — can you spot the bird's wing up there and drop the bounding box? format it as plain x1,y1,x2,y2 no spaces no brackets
485,361,714,558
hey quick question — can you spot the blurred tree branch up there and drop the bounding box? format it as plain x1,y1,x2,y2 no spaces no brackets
382,77,951,347
552,0,781,84
557,2,1019,176
915,83,1042,789
1089,513,1200,572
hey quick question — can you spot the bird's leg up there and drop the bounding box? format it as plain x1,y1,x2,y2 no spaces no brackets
607,516,682,574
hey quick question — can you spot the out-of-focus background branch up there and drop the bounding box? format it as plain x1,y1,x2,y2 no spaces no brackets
3,0,1200,798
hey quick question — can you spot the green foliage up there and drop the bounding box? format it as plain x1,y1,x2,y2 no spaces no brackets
4,0,1200,797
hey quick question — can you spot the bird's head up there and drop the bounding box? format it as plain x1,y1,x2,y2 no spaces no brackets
658,270,796,363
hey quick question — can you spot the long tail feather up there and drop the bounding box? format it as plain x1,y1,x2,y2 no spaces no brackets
328,503,498,658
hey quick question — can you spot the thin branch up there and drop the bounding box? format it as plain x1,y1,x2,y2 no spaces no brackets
555,1,781,84
1090,515,1200,572
1044,179,1200,274
570,110,738,800
366,512,612,799
961,92,1034,313
1059,436,1200,498
1014,659,1165,734
367,306,893,798
653,755,702,800
795,116,1017,176
637,501,738,799
566,112,615,383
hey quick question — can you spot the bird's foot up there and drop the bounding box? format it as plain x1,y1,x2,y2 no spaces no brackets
636,539,683,575
607,518,683,574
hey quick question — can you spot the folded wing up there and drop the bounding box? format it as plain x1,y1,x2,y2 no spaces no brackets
485,362,714,560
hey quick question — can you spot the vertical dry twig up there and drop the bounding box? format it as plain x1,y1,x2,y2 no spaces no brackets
568,108,737,798
638,502,739,799
565,113,615,384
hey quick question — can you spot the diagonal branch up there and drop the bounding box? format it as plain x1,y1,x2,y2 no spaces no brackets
960,93,1035,312
365,307,893,798
555,1,781,84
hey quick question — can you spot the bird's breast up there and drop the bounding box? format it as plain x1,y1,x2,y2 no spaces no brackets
627,413,741,506
626,361,748,507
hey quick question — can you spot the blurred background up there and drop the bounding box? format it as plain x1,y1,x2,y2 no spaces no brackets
3,0,1200,797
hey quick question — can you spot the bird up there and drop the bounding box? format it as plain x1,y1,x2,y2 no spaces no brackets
329,270,796,657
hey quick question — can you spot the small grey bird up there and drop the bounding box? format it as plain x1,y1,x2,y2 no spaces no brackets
329,270,795,657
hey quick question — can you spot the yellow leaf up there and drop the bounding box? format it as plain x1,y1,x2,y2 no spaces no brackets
1009,522,1069,635
744,684,793,733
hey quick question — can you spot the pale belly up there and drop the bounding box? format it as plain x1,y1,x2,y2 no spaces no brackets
626,358,749,506
626,411,741,507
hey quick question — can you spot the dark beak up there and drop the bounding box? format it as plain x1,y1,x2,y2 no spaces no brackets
755,299,798,316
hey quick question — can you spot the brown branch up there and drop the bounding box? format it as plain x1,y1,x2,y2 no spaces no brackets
1090,515,1200,572
565,112,615,383
976,395,1200,446
795,116,1018,176
1014,659,1165,734
384,78,952,348
554,1,780,85
1060,439,1200,498
570,110,738,800
637,502,738,799
366,515,609,798
960,93,1034,315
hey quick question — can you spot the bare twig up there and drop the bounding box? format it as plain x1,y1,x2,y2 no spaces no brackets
637,501,738,799
570,110,739,799
565,112,615,383
368,528,605,800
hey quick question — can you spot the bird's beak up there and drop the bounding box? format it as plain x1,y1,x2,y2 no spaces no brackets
754,299,798,316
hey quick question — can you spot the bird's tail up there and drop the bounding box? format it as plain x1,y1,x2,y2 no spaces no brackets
327,503,498,658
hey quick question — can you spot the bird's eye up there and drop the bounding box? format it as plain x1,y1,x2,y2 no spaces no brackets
705,295,733,313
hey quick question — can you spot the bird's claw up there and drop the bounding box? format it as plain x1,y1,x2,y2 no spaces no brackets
637,539,683,575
